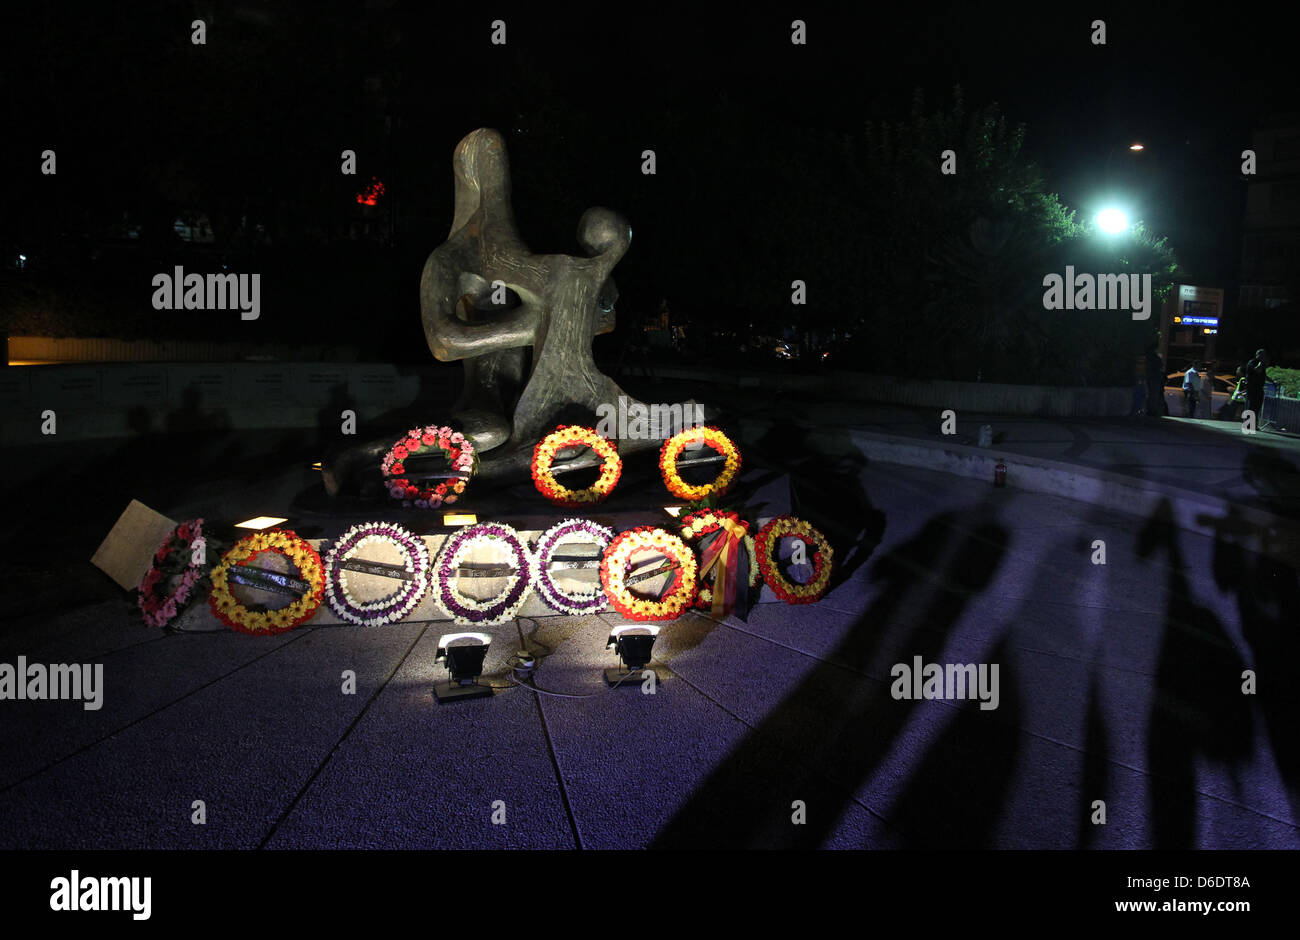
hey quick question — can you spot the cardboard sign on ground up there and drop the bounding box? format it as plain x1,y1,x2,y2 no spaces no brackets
91,500,177,590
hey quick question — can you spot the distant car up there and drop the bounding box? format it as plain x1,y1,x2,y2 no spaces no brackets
1166,372,1234,394
774,343,794,360
1164,370,1229,418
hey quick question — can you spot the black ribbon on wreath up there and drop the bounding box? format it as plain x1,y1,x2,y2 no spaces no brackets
695,524,753,621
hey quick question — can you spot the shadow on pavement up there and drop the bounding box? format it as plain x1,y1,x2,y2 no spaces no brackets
1138,498,1253,849
1241,446,1300,518
745,423,887,594
651,506,1009,848
1202,505,1300,827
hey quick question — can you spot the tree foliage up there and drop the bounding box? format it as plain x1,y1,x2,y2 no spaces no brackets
846,86,1179,384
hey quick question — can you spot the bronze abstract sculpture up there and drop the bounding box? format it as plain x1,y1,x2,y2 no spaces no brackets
420,128,646,469
324,128,672,497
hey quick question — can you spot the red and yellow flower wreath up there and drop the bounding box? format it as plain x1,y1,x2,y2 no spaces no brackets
599,526,697,621
531,425,623,508
660,426,742,502
755,515,833,604
679,510,759,612
209,529,325,634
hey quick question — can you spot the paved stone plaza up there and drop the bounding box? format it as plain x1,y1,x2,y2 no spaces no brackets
2,423,1297,848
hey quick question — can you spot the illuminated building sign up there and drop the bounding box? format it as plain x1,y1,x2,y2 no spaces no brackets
1181,299,1218,327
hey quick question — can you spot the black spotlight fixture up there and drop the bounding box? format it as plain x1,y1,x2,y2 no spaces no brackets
433,632,494,703
605,625,660,686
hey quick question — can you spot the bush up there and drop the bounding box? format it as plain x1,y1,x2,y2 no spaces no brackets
1266,366,1300,398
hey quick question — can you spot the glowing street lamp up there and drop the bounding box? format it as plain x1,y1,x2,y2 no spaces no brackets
1095,207,1130,235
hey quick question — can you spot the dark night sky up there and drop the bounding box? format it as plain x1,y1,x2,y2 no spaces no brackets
1,2,1294,335
502,5,1290,274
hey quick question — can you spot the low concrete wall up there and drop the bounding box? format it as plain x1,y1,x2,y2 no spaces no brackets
635,365,1131,417
743,420,1300,569
0,361,433,445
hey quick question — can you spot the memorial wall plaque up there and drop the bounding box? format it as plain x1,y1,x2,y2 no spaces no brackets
34,367,103,409
240,365,290,406
167,365,234,408
102,367,168,408
292,365,349,406
0,371,29,408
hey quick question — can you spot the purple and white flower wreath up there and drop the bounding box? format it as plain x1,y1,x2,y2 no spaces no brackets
532,518,615,615
323,522,430,625
434,522,535,626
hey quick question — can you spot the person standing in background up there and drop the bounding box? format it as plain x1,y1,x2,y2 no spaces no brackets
1131,352,1147,416
1144,342,1167,417
1183,360,1202,418
1224,366,1248,421
1245,348,1269,422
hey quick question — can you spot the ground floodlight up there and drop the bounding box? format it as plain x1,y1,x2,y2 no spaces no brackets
433,632,493,703
234,516,289,530
605,625,661,687
1095,208,1129,234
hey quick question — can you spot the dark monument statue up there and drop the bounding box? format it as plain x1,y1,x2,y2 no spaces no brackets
323,128,673,498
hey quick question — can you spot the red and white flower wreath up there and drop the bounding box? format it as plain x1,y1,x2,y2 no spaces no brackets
381,424,476,509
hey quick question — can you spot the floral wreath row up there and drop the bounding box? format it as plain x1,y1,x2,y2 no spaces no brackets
529,424,743,506
197,515,833,635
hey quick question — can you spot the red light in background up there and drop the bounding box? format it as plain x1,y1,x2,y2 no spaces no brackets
356,178,386,206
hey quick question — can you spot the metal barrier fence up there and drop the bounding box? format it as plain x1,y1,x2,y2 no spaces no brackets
1262,391,1300,432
